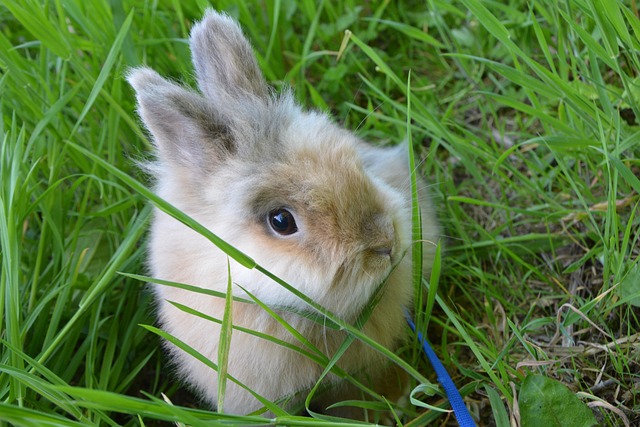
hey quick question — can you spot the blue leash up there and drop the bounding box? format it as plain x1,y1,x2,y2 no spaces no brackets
406,314,477,427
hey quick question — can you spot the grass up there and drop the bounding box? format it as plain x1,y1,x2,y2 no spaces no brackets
1,0,639,425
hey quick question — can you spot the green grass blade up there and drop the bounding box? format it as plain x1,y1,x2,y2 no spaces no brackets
347,32,404,88
3,1,71,59
0,403,87,427
141,324,286,417
607,154,640,194
217,259,234,413
66,141,256,268
70,9,134,138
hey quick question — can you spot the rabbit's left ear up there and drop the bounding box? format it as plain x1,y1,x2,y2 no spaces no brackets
127,67,235,174
190,10,269,106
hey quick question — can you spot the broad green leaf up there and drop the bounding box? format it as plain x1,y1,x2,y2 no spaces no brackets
519,375,597,427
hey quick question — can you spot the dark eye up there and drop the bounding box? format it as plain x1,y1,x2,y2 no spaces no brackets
267,209,298,235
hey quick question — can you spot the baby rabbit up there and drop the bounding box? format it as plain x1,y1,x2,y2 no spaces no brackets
128,9,439,420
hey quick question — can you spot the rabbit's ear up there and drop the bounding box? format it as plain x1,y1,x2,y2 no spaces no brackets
190,10,269,106
127,67,235,173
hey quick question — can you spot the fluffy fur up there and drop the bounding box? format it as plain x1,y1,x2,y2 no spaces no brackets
128,9,440,418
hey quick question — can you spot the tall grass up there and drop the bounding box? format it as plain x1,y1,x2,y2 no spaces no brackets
1,0,638,426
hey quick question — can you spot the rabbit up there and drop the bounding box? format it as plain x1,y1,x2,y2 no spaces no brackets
127,9,440,420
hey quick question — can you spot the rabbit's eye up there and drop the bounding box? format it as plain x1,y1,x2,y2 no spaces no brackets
268,209,298,235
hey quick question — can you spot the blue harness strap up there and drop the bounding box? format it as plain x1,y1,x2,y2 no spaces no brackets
406,315,477,427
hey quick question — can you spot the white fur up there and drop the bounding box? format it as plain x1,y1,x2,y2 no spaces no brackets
129,9,440,418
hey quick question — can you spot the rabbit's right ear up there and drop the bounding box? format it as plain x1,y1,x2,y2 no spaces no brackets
127,67,234,174
190,10,269,108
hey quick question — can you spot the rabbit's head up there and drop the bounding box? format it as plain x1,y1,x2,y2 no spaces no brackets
128,11,417,319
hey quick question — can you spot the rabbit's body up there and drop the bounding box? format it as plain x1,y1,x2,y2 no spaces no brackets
129,10,439,418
